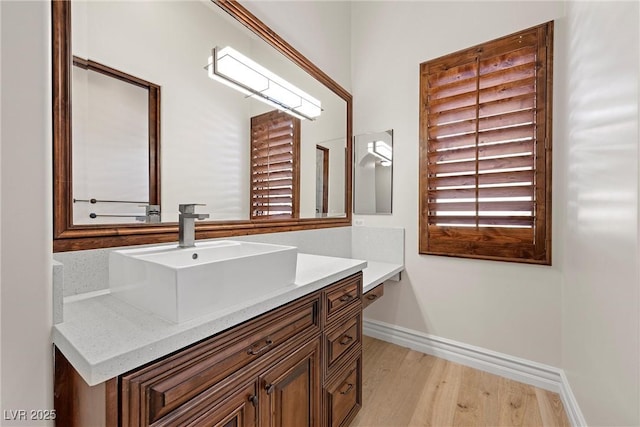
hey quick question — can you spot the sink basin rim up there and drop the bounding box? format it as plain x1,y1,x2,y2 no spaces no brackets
114,240,297,270
108,240,299,323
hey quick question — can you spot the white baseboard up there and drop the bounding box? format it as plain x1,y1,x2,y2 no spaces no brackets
363,319,587,427
557,370,588,427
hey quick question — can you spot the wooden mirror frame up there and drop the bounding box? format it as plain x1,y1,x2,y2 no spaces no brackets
52,0,353,252
71,55,162,219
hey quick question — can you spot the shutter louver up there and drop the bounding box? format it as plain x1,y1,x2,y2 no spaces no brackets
419,22,553,264
250,111,300,219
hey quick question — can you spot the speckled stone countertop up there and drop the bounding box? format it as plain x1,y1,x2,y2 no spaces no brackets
53,253,402,386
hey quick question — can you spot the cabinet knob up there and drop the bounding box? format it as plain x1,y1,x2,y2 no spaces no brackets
265,383,275,394
367,294,378,300
249,395,258,406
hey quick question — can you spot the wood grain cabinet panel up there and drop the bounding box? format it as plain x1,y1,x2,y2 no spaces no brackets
324,312,361,375
323,275,362,326
152,378,259,427
321,274,363,427
54,272,364,427
259,338,321,427
324,357,362,427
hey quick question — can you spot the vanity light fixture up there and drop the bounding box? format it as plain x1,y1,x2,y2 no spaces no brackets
368,140,392,166
207,46,321,121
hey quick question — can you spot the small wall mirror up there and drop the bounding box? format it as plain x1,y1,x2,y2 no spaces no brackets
353,130,393,215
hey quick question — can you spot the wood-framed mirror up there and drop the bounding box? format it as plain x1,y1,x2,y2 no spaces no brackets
52,0,352,252
71,56,161,225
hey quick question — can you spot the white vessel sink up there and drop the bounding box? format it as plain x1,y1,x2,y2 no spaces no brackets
109,240,298,322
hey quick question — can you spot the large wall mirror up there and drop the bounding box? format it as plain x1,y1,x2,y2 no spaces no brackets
53,0,352,251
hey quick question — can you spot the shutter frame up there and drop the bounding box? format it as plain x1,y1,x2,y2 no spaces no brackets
419,22,553,264
250,110,300,219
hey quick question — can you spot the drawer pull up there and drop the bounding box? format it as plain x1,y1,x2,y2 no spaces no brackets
339,335,354,346
367,294,378,300
339,383,354,395
339,294,355,303
247,338,274,356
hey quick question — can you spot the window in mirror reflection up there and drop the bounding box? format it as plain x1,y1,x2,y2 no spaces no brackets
354,130,393,215
250,110,300,219
71,57,161,224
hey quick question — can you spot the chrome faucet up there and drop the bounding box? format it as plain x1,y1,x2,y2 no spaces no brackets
178,204,210,248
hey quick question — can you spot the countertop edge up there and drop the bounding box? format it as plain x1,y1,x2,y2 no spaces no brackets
53,255,368,386
362,261,404,293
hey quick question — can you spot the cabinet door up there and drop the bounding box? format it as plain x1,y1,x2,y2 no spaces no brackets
188,383,258,427
259,338,321,427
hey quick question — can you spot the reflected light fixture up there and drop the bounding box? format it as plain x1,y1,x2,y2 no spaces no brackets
368,140,392,166
207,46,322,121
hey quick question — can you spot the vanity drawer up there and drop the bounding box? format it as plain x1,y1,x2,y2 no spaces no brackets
120,294,320,426
325,311,361,373
325,356,362,427
152,376,259,427
362,283,384,309
323,273,362,326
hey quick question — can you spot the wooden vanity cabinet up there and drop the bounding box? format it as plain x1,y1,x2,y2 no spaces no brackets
151,338,321,427
321,274,363,427
54,272,363,427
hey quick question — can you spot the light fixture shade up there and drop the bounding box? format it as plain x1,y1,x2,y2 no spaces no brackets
368,140,393,162
208,46,321,120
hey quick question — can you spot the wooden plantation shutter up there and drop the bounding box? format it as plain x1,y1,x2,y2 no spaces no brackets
250,110,300,219
419,22,553,264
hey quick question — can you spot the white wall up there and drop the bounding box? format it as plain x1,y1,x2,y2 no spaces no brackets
0,1,53,426
353,1,640,424
557,2,639,425
241,1,351,93
352,1,565,367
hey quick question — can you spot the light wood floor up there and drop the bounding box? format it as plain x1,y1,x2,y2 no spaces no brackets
350,336,570,427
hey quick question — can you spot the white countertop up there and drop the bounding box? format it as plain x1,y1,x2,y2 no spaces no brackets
362,260,404,293
53,253,403,386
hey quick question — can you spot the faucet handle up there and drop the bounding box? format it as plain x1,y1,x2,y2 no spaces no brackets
178,203,206,214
